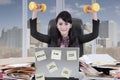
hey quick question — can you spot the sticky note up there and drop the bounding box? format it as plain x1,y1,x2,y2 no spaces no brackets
35,73,45,80
35,50,46,61
67,50,77,60
61,67,72,78
46,62,58,73
51,50,62,60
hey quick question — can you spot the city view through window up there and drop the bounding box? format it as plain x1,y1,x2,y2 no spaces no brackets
0,0,120,61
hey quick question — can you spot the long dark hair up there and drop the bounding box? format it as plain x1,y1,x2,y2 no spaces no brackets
55,11,73,38
54,11,77,46
56,11,72,24
48,11,78,47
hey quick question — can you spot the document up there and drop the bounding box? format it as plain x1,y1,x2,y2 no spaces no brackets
79,54,117,65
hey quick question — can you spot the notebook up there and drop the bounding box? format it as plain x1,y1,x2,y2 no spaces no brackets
35,47,80,79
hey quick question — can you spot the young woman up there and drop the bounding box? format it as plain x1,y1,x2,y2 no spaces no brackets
30,5,99,57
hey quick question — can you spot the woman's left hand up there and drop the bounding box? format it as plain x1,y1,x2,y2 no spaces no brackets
87,5,98,21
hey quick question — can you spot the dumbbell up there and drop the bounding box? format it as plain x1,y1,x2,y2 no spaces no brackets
83,3,100,14
29,1,47,12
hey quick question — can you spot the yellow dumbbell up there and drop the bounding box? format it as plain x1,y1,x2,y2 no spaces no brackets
29,1,47,12
83,3,100,14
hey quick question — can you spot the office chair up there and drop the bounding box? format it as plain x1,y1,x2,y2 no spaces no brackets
48,18,84,57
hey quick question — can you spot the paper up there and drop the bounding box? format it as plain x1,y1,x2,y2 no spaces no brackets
46,62,58,73
6,63,31,67
61,67,72,78
79,54,117,65
35,73,45,80
35,50,46,61
51,50,62,60
67,50,77,60
79,60,102,76
79,55,92,64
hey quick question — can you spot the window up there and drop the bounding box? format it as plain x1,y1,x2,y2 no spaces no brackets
65,0,120,61
0,0,22,59
96,0,120,61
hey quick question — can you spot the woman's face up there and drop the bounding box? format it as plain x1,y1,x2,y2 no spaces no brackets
57,18,72,38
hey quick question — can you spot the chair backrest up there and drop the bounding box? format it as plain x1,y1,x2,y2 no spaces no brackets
48,18,84,57
48,18,84,36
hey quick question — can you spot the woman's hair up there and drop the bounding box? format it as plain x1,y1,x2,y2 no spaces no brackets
54,11,77,44
49,11,79,46
55,11,72,24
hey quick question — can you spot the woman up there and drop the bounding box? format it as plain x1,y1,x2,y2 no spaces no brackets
30,5,99,57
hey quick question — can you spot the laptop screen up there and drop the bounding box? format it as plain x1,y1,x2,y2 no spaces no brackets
35,47,80,79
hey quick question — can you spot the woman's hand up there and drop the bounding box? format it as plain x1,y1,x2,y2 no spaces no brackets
87,5,98,21
32,4,42,20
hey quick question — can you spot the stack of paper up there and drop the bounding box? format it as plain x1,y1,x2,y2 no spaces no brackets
79,54,117,65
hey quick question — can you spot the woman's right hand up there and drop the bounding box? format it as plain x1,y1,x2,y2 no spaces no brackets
32,4,42,20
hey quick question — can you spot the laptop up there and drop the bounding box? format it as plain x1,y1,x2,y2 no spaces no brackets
35,47,80,80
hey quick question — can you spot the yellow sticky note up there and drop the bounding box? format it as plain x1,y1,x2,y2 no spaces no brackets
51,50,62,60
61,67,72,78
35,50,46,61
35,73,45,80
67,50,77,60
46,62,58,73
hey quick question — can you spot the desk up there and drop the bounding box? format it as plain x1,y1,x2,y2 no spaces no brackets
1,57,119,80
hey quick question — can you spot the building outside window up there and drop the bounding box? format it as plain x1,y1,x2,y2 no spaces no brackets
0,0,22,59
